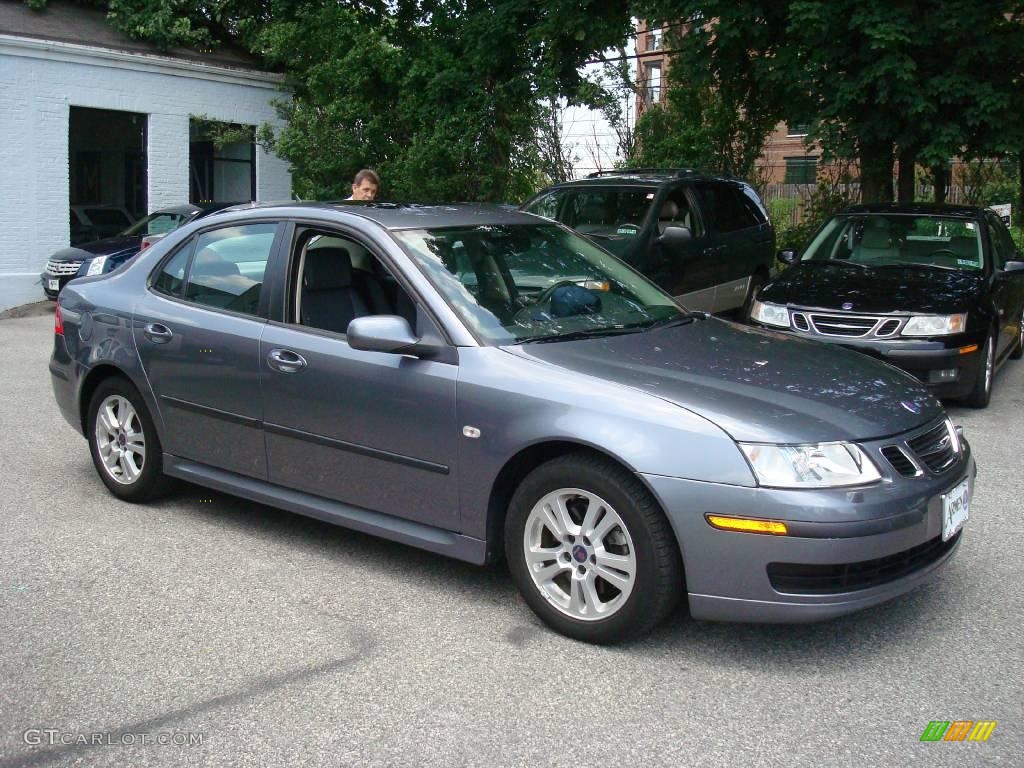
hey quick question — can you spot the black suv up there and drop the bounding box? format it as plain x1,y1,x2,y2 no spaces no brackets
521,169,776,314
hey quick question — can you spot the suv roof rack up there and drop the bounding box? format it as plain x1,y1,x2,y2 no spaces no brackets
585,168,736,180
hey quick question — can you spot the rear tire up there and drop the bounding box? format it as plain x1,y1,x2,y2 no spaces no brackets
87,378,172,502
962,330,995,409
504,453,683,644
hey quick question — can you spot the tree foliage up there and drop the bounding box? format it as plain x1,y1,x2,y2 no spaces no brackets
27,0,633,202
636,1,1024,202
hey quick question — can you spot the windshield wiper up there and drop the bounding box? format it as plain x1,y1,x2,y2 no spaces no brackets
871,262,960,271
642,312,708,331
516,326,645,344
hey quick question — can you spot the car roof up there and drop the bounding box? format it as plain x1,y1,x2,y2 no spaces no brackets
841,203,986,219
538,168,740,189
218,201,544,230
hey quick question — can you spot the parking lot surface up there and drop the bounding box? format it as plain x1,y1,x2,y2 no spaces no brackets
1,312,1021,767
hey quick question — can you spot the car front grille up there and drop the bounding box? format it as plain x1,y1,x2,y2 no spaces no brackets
790,311,905,338
907,421,959,473
767,532,960,594
881,420,960,477
45,259,83,276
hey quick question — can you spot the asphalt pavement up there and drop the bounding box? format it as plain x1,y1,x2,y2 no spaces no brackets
0,312,1021,767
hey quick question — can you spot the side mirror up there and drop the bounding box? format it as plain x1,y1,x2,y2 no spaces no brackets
1002,260,1024,273
347,315,436,358
778,249,797,264
657,225,692,247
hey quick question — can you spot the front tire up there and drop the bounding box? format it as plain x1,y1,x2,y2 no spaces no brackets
87,378,172,501
962,330,995,408
504,453,683,644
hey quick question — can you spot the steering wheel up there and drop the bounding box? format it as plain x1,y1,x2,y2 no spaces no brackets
926,248,959,258
531,280,582,308
617,222,641,233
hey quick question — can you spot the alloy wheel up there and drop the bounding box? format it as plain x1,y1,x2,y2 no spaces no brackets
94,394,146,485
522,488,637,621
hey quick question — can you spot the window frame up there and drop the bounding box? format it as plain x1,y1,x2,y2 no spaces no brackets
784,156,818,185
147,219,285,321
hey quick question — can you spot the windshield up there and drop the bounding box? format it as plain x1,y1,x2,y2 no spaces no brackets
802,214,984,271
524,186,657,239
122,211,190,237
394,224,684,344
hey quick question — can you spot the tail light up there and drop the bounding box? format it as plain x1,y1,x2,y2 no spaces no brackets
54,300,64,336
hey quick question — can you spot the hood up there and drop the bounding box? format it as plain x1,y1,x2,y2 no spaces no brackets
505,318,943,444
48,236,142,262
761,262,985,314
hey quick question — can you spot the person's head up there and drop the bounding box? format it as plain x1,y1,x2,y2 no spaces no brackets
351,169,380,201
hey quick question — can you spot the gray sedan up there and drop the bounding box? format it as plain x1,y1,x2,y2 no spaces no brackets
49,203,975,643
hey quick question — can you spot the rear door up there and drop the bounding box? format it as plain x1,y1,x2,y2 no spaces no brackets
133,220,283,478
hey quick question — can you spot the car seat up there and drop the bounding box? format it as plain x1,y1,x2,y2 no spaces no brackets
854,221,899,263
301,247,389,333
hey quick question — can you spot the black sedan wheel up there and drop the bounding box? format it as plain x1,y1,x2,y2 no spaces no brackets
87,378,172,501
963,330,995,408
505,453,683,644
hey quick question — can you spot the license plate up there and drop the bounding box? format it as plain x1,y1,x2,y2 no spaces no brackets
942,478,970,541
47,279,59,291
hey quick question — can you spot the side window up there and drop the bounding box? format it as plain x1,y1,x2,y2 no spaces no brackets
714,184,760,232
740,185,769,226
693,183,718,232
524,191,562,221
293,230,419,335
987,215,1014,269
183,223,276,316
657,188,700,236
153,243,193,297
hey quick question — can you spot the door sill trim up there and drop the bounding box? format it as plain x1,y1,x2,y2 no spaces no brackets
163,455,487,565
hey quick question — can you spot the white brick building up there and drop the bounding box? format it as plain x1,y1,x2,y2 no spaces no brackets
0,0,292,312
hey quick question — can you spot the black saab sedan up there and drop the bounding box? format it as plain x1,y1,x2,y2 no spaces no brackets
41,204,235,299
748,204,1024,408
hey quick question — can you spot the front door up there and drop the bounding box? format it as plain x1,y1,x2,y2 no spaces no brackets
259,227,460,530
646,186,718,311
133,221,281,478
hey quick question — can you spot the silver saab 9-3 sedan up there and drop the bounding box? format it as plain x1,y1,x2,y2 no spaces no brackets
49,203,975,643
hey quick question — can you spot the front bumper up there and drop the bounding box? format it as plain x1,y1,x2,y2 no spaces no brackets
40,269,82,299
643,435,975,623
748,320,985,398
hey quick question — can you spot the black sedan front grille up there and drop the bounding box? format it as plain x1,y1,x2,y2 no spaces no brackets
767,533,960,594
809,313,879,337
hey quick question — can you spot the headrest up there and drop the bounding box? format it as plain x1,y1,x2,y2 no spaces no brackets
304,247,352,290
860,225,893,250
660,200,679,220
193,247,241,278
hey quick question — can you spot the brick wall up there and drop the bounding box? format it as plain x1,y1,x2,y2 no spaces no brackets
0,42,292,312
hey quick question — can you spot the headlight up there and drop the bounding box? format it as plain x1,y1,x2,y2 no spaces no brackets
738,442,881,488
901,313,966,336
85,256,108,276
750,299,789,328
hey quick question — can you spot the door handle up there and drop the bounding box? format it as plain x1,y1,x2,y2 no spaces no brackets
267,348,307,374
143,323,173,344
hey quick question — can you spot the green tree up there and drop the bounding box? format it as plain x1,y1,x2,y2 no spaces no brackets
636,1,1024,203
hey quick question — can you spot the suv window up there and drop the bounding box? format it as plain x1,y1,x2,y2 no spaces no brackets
524,187,657,238
174,223,277,315
987,213,1015,269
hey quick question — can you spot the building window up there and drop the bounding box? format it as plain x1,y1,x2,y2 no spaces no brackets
784,157,818,185
645,62,663,106
786,123,810,137
648,28,663,51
